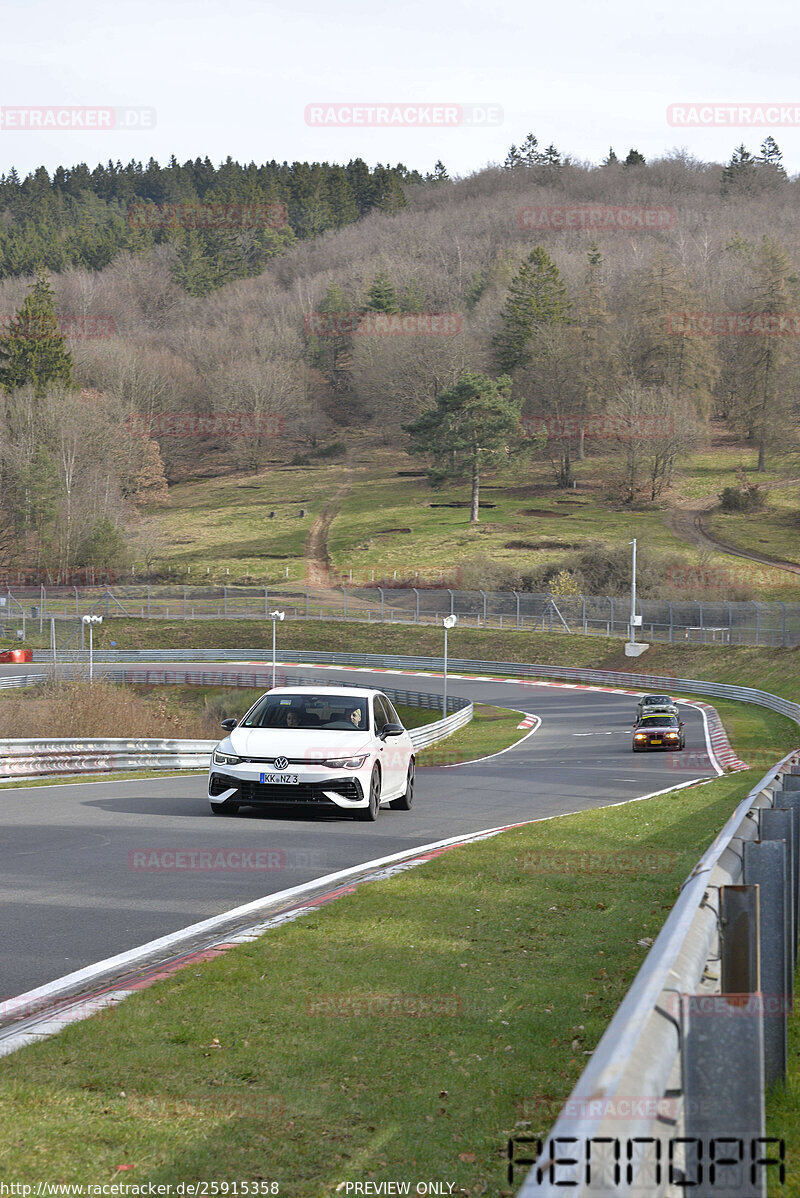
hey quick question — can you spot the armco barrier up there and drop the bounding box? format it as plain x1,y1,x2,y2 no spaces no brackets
515,750,800,1197
0,673,472,778
40,648,800,725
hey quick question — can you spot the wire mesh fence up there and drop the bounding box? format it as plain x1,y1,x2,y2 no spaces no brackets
1,583,798,647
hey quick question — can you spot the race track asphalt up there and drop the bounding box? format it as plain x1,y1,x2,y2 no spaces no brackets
0,663,718,997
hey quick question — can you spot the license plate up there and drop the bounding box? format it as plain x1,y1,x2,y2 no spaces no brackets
260,773,299,784
650,739,662,745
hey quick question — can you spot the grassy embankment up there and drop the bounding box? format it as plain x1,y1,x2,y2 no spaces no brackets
133,440,800,597
0,621,799,1190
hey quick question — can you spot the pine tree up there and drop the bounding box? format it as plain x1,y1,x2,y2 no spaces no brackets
429,160,449,183
758,136,784,168
603,148,619,166
492,248,572,374
404,373,522,522
722,145,757,194
306,282,353,393
520,133,542,166
362,270,399,314
503,144,523,170
624,148,646,166
0,269,74,395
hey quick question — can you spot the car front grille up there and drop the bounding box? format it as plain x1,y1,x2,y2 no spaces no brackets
209,774,363,804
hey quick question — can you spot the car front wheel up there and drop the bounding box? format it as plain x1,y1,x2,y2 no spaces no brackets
389,760,414,811
355,767,381,822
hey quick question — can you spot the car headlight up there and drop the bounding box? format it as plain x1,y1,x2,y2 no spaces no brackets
665,732,679,739
322,755,369,770
634,734,647,740
213,748,241,765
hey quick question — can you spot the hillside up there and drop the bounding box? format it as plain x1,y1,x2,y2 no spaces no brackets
0,143,799,593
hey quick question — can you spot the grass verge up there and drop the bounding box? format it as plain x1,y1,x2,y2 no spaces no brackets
0,772,757,1195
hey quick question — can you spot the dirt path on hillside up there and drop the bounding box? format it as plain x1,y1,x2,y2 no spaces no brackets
666,477,800,576
304,478,352,587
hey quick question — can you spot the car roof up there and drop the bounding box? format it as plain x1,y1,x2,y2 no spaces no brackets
266,685,385,699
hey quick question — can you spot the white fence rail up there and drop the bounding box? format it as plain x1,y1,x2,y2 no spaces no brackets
0,672,472,778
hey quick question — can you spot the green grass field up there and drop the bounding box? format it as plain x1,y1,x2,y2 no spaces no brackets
133,438,800,598
707,485,800,568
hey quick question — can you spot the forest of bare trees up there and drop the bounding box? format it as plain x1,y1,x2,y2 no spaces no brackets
1,140,799,575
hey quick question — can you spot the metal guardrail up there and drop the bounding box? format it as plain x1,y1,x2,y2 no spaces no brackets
0,671,472,778
41,648,800,727
514,750,800,1198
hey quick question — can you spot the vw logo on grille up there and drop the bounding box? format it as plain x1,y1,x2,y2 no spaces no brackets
273,756,289,771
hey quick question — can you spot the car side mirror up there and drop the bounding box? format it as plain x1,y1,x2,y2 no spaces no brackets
679,721,685,728
220,717,238,731
380,722,405,739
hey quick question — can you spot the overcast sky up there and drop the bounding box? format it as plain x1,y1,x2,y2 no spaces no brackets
2,0,800,179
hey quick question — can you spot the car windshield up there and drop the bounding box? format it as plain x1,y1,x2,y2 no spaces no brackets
639,715,679,728
644,696,672,705
241,693,369,731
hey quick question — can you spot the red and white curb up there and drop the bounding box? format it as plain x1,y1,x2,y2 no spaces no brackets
0,762,711,1058
271,660,741,776
0,824,527,1057
517,714,538,730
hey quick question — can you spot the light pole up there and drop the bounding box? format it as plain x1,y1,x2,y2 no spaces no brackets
629,539,637,644
269,610,284,688
442,614,458,714
82,615,103,682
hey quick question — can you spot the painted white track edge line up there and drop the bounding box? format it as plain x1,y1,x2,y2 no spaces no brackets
0,822,528,1019
0,773,713,1055
441,712,542,768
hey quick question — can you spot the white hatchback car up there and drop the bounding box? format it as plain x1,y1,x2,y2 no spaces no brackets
208,686,415,821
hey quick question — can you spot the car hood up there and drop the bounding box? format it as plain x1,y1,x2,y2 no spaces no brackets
634,722,679,733
221,728,373,760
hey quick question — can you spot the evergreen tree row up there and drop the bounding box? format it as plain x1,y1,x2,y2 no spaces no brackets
0,156,428,294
